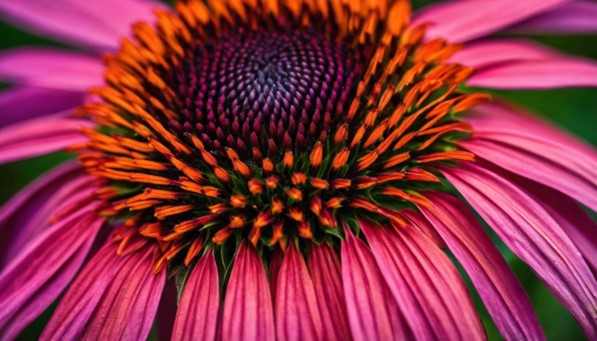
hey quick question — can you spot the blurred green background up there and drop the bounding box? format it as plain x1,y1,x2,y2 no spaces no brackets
0,0,595,340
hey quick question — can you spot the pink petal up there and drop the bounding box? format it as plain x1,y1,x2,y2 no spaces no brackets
172,252,219,341
506,174,597,274
420,192,545,340
402,209,446,247
0,114,93,164
222,242,275,341
0,86,83,127
307,243,351,341
449,39,558,68
462,103,597,211
0,203,103,339
0,162,90,266
510,1,597,34
275,243,324,341
360,219,486,340
468,58,597,89
341,228,410,340
42,243,165,340
0,0,161,51
0,48,103,91
413,0,570,42
444,163,597,337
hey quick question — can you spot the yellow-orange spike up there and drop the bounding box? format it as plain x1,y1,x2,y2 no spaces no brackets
332,148,351,170
325,197,344,209
154,204,195,220
377,171,406,184
248,178,264,194
271,198,285,215
173,213,217,233
383,152,410,169
230,194,247,208
200,148,219,167
209,203,228,214
318,210,337,228
405,168,440,182
283,151,294,168
349,125,367,148
334,123,349,144
212,227,234,244
291,172,307,185
354,176,378,190
184,238,204,266
310,177,330,190
202,186,222,198
229,215,246,228
262,158,275,172
179,179,203,194
287,206,304,222
270,220,285,246
265,176,279,189
286,187,303,201
364,120,389,148
297,221,313,239
355,151,379,172
309,142,323,168
139,223,162,239
233,158,252,177
214,166,231,183
254,211,273,228
331,178,352,189
453,93,492,113
416,151,475,163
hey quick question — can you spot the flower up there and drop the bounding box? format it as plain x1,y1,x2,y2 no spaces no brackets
0,0,596,339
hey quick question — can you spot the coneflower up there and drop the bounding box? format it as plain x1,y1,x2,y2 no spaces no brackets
0,0,595,340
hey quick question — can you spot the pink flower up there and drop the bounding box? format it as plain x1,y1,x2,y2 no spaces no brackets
0,0,596,340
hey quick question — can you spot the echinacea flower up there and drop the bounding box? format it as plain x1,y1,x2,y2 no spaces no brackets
0,0,596,339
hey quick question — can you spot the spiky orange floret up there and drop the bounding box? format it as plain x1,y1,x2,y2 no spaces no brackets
77,0,487,271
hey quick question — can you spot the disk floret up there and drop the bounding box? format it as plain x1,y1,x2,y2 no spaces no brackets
78,0,487,271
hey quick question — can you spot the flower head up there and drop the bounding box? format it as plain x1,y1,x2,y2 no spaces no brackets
0,0,596,340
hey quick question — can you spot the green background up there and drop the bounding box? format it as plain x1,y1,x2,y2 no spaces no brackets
0,0,595,340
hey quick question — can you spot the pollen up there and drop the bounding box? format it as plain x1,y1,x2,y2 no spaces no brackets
78,0,487,272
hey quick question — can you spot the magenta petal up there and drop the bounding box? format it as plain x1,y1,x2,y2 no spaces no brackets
223,242,275,341
0,204,103,339
461,103,597,211
172,252,219,341
507,176,597,275
307,243,351,341
444,163,597,337
276,243,324,341
42,243,165,340
413,0,569,42
510,1,597,34
467,58,597,89
0,114,93,164
449,39,557,68
0,162,89,266
360,219,485,340
420,192,545,340
0,86,83,127
0,0,161,51
341,228,409,340
0,48,103,91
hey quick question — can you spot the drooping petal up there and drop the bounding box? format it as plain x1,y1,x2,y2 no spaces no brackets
0,48,103,91
503,172,597,274
172,252,219,341
413,0,569,42
510,1,597,34
444,163,597,337
0,0,161,51
420,192,545,341
0,161,89,266
275,243,324,341
222,242,275,341
402,208,446,247
449,39,557,69
42,242,165,340
360,219,486,340
307,243,351,341
461,103,597,211
467,58,597,89
0,86,83,127
341,228,410,340
0,115,93,164
0,204,103,340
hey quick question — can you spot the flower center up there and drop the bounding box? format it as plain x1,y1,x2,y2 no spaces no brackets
174,29,363,155
77,0,488,272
